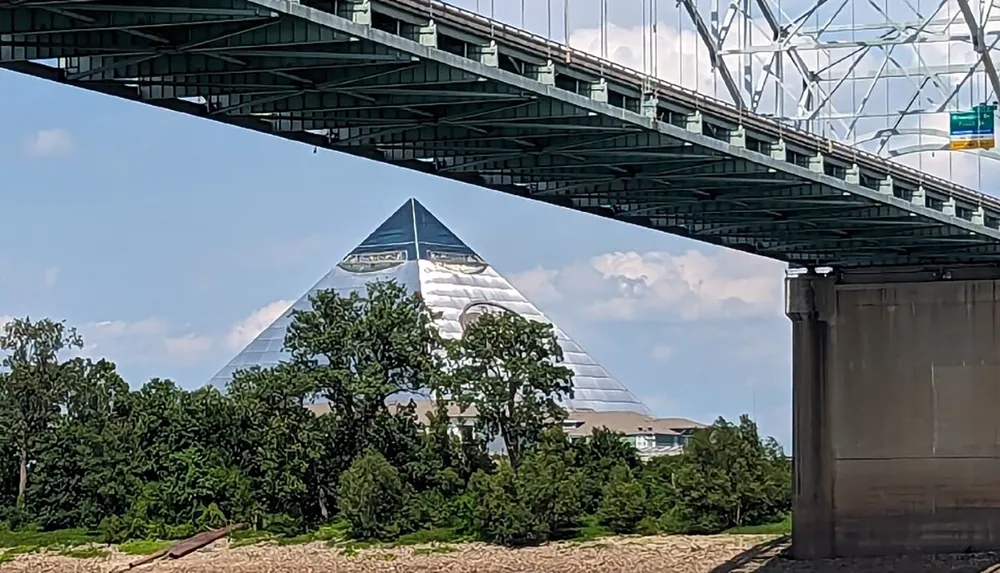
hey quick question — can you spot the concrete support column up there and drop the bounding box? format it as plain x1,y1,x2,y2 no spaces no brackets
786,275,835,560
786,268,1000,558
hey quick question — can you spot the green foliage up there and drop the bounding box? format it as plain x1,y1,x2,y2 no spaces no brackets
574,427,641,514
59,546,107,559
118,539,172,556
669,416,790,533
0,280,792,552
597,465,647,534
464,432,584,546
447,311,574,470
725,514,792,535
338,451,407,541
0,317,83,505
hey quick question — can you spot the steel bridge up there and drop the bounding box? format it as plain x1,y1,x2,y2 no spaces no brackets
4,0,1000,268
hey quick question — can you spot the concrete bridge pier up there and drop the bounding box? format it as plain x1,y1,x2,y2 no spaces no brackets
787,268,1000,559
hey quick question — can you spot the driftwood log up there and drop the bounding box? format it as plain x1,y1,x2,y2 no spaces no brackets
116,523,248,571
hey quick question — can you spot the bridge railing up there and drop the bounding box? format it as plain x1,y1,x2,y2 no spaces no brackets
386,0,999,211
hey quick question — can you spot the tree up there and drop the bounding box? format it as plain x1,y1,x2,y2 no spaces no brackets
639,454,682,532
574,427,641,514
0,317,83,505
283,281,448,463
227,364,324,526
464,429,583,546
448,311,574,470
27,358,133,529
671,415,791,532
598,464,647,534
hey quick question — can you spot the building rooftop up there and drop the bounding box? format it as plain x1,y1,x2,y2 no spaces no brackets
307,398,704,438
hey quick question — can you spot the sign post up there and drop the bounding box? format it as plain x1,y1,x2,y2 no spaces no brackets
949,103,997,150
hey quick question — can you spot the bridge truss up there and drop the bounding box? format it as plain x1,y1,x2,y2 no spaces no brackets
451,0,1000,187
4,0,1000,270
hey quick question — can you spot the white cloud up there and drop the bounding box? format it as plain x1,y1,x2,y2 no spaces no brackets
42,267,59,288
80,318,213,365
508,267,562,305
570,22,717,95
25,129,73,157
225,299,293,350
36,298,294,370
517,249,784,324
164,334,214,360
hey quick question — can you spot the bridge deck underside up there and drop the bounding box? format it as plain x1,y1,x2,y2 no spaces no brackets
3,0,999,268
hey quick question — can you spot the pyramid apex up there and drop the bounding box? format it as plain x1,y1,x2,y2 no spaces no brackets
340,199,481,266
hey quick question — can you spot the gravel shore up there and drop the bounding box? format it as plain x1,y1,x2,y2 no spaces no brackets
3,534,1000,573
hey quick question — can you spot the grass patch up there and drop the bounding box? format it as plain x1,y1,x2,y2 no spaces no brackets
394,527,465,546
0,545,37,563
273,521,350,546
230,529,275,549
276,533,318,546
118,539,171,556
366,551,397,561
412,545,457,556
337,540,377,557
725,515,792,535
562,516,613,543
60,546,108,559
0,528,99,549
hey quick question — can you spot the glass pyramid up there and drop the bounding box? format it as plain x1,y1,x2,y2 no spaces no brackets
208,198,650,414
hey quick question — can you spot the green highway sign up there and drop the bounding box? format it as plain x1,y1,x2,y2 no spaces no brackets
949,104,997,149
950,104,996,135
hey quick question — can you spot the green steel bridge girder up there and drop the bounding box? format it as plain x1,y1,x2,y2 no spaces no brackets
4,0,1000,269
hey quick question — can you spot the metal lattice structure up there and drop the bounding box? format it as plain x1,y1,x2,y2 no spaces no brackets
452,0,1000,174
674,0,1000,172
4,0,1000,269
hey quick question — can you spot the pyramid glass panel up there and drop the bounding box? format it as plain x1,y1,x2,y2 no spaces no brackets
208,199,649,414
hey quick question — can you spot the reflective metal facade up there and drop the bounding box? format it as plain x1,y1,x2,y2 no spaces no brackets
209,199,649,414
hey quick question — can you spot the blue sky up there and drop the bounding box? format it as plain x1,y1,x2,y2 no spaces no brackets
19,0,962,450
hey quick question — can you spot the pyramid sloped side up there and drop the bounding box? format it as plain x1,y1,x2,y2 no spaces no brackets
207,262,421,388
349,201,418,259
417,260,651,415
410,200,479,258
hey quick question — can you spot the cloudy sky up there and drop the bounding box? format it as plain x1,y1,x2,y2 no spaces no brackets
3,0,999,449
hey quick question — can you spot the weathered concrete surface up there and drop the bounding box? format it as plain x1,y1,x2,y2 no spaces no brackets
788,273,1000,559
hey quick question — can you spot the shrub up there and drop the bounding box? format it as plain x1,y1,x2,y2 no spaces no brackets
597,464,647,534
464,462,540,545
338,450,406,540
464,444,584,546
